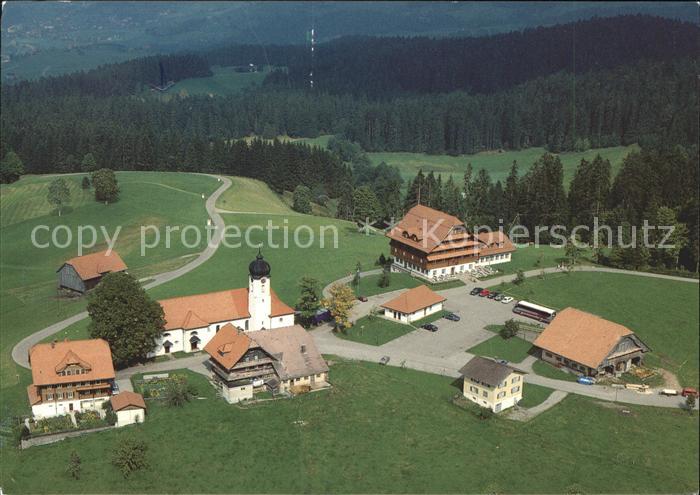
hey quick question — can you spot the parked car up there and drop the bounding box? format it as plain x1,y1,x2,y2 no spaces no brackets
479,289,490,297
501,296,514,304
487,291,499,300
494,293,505,301
422,323,438,332
357,295,368,302
311,308,332,326
660,389,679,396
379,355,390,365
681,387,698,397
443,312,460,322
470,287,483,296
577,376,596,385
112,382,120,394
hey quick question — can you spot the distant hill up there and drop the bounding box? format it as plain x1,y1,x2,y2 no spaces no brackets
1,1,697,80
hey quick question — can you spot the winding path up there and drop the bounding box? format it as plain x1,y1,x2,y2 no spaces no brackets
11,175,232,369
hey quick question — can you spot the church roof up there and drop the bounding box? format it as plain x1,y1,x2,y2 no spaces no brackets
158,288,294,331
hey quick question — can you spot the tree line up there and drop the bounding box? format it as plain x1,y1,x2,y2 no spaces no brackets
260,15,698,96
334,141,699,273
2,53,211,101
2,57,696,170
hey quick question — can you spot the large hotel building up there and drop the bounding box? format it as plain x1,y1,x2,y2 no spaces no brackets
387,205,516,280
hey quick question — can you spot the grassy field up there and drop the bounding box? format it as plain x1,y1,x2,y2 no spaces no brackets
532,360,580,382
368,144,639,187
0,175,96,228
482,244,595,280
2,44,149,81
500,272,699,386
336,315,415,346
1,361,697,493
216,176,294,214
149,66,273,100
0,172,220,418
467,336,533,364
515,383,554,409
354,271,464,297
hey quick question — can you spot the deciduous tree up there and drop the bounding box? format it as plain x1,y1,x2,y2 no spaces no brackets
88,272,165,366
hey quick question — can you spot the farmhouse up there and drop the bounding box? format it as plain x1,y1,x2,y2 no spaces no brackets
380,285,446,323
387,205,515,281
57,249,127,294
459,356,526,413
27,339,115,419
151,251,295,356
204,323,329,403
110,391,146,427
533,307,650,377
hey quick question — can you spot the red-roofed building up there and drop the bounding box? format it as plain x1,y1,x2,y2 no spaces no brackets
380,285,446,323
387,205,515,280
27,338,115,418
57,250,127,294
149,251,295,357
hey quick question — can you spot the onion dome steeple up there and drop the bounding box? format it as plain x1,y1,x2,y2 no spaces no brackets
248,249,271,279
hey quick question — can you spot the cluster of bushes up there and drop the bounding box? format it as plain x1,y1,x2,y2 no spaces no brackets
451,394,495,420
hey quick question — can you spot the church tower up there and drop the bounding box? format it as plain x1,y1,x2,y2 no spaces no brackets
248,250,271,330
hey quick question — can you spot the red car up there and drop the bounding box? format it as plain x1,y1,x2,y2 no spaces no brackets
681,387,698,397
479,289,490,297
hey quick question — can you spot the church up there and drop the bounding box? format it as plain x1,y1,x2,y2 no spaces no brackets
151,251,329,402
151,251,296,357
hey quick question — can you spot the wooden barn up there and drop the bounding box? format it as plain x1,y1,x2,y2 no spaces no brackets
57,250,127,294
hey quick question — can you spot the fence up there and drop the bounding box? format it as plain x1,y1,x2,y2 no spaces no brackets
21,425,114,449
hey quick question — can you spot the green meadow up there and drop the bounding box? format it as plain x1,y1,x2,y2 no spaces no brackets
500,271,700,387
148,65,273,100
367,144,639,186
1,362,697,493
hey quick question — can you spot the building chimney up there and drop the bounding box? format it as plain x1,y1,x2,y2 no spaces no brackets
51,340,56,348
300,344,307,354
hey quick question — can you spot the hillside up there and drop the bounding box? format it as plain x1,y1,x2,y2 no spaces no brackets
3,3,696,80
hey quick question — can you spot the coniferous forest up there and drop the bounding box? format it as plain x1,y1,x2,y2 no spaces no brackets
1,14,698,272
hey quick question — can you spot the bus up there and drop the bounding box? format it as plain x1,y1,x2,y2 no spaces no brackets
512,301,557,323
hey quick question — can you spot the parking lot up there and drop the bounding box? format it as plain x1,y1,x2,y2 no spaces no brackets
380,285,533,359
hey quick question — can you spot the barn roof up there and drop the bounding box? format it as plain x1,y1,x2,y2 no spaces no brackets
59,250,127,281
533,307,648,368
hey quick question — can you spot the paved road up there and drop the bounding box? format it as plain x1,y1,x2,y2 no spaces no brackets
508,390,569,422
11,175,232,369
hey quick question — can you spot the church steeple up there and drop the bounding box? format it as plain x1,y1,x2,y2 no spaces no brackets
248,249,271,330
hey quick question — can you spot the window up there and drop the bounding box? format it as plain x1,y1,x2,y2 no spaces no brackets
511,386,520,394
279,317,283,322
469,386,478,393
47,393,53,400
244,320,249,331
216,324,220,332
482,390,488,398
56,392,63,399
511,376,520,384
67,391,74,399
545,352,552,357
497,391,506,399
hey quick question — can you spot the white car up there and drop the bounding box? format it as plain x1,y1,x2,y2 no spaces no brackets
500,296,514,304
